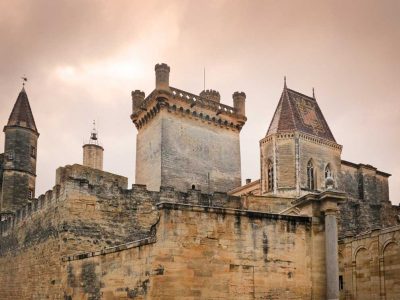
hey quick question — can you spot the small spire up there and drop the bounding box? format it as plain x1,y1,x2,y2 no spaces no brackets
89,120,99,145
284,76,287,89
312,87,315,99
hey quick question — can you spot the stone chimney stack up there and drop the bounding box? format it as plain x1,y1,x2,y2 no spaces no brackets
233,92,246,116
200,89,220,103
132,90,145,113
155,63,170,91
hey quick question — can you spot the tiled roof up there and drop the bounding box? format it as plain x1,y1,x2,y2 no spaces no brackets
6,87,38,132
266,86,336,142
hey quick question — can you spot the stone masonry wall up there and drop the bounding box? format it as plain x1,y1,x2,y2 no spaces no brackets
0,184,65,299
339,225,400,300
0,164,327,299
298,137,341,193
65,203,320,299
276,136,296,190
337,163,399,237
160,110,241,193
135,116,162,191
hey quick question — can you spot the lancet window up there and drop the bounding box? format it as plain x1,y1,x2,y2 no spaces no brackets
307,160,314,190
325,164,332,179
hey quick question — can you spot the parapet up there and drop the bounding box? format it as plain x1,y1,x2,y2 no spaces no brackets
55,164,128,189
0,183,62,237
130,63,247,131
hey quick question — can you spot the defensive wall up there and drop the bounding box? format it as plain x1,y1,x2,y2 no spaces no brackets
0,164,327,299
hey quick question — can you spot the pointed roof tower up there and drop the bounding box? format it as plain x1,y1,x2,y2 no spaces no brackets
266,82,335,142
5,87,38,133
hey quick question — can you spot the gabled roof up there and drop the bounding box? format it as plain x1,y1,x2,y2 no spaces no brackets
6,87,38,133
266,85,336,142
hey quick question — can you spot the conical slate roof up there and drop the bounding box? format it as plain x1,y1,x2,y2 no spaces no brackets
6,87,38,132
266,85,336,142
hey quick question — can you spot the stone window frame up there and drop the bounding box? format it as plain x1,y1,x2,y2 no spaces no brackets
325,163,332,179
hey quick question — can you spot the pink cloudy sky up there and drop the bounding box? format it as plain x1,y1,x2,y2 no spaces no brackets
0,0,399,204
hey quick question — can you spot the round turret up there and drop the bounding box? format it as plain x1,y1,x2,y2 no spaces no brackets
132,90,145,113
200,89,220,103
155,63,170,91
233,91,246,116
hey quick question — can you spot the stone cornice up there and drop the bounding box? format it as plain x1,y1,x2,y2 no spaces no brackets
260,131,342,151
3,125,40,137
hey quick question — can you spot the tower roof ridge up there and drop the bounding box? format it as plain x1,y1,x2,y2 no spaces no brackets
6,88,38,133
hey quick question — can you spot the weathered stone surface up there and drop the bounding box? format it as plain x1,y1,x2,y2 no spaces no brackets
64,204,318,299
339,225,400,300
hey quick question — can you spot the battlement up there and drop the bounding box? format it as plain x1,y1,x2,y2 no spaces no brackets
131,86,247,131
0,183,63,236
0,163,242,240
131,63,247,132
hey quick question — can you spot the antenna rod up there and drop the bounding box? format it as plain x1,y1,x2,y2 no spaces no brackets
203,67,205,91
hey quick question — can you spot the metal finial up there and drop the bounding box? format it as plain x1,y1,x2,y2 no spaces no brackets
312,87,315,99
284,76,287,88
21,76,28,87
90,120,98,144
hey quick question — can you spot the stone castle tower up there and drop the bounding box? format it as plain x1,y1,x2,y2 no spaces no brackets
0,87,39,212
131,63,247,193
82,122,103,170
260,81,342,197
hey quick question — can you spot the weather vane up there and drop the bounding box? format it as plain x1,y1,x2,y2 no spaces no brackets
21,76,28,87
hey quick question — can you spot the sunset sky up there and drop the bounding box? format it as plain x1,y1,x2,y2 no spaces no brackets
0,0,399,204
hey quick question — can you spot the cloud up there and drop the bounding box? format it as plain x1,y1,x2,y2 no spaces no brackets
0,0,399,204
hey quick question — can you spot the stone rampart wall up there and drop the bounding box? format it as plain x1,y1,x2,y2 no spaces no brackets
64,203,320,299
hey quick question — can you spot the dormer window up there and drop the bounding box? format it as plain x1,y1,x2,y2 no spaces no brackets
307,160,315,190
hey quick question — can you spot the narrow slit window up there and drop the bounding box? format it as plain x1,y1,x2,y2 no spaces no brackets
31,146,36,158
307,160,314,190
268,160,274,192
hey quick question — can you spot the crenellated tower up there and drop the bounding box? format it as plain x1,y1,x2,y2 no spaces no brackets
131,63,247,193
1,87,39,212
260,81,342,198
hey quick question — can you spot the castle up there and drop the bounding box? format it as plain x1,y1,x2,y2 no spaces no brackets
0,64,399,299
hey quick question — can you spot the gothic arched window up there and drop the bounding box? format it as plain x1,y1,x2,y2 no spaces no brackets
325,164,332,179
267,160,274,192
307,160,314,190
